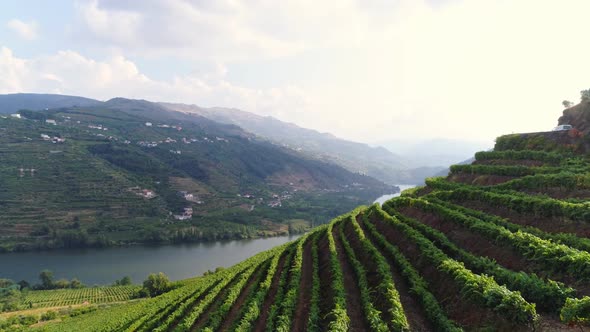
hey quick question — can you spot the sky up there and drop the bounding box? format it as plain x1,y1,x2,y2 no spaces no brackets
1,0,590,146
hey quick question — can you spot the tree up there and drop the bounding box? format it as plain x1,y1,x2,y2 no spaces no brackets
53,279,70,289
0,279,14,288
0,289,22,312
141,272,170,297
562,100,574,108
39,270,54,289
581,89,590,102
70,278,83,289
114,276,132,286
120,276,132,285
17,280,30,290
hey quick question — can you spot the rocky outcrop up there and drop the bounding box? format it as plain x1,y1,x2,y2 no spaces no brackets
559,100,590,135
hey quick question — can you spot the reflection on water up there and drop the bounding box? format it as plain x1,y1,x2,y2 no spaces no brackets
374,184,418,206
0,234,301,285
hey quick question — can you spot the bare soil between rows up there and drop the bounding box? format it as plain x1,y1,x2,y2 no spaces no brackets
291,237,314,332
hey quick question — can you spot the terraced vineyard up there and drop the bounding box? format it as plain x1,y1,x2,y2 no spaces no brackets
22,286,140,309
30,140,590,331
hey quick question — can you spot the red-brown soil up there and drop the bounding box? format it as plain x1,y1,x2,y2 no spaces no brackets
191,270,248,332
331,223,370,331
355,214,434,332
473,159,548,167
253,251,289,332
397,206,540,273
166,281,220,331
317,233,335,330
449,173,517,186
291,237,314,332
455,199,590,238
368,214,503,329
219,263,267,331
518,187,590,200
397,205,590,294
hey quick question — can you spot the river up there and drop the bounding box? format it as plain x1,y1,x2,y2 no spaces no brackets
0,186,415,286
0,235,300,285
374,184,418,205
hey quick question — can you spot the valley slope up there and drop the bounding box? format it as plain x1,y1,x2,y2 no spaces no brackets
161,102,443,184
0,96,393,252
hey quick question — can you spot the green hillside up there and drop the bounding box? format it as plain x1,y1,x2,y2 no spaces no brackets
12,121,589,331
161,102,446,185
0,100,393,252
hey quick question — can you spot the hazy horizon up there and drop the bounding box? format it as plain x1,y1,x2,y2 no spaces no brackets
2,0,589,144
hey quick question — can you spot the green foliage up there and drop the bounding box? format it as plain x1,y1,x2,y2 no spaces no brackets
429,197,590,254
141,273,171,298
449,164,560,176
386,202,574,312
69,278,84,289
474,150,566,164
390,197,590,280
360,210,462,332
233,246,285,332
203,264,261,331
18,109,49,121
0,108,388,253
370,204,538,324
325,216,350,331
0,289,23,313
20,285,139,310
349,212,409,330
337,215,399,331
28,126,590,332
307,233,322,331
264,248,295,332
494,134,581,153
114,276,132,286
426,178,590,221
561,297,590,326
39,270,54,290
273,232,310,332
40,310,58,321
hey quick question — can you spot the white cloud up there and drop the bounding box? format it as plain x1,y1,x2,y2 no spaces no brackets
73,0,306,61
6,19,38,40
0,46,309,120
5,1,590,145
67,0,590,143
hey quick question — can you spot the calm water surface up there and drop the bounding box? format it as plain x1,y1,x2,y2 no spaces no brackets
0,235,300,285
1,186,414,286
374,184,418,205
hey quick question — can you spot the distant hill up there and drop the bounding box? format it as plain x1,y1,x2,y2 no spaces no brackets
0,95,394,252
0,93,100,114
161,103,438,184
433,156,476,177
375,138,491,168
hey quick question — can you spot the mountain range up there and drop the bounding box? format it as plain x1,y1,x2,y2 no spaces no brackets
0,94,395,252
161,102,449,184
1,94,460,185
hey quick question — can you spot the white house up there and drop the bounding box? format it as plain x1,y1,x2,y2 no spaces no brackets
145,122,153,127
46,119,57,125
10,114,21,119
